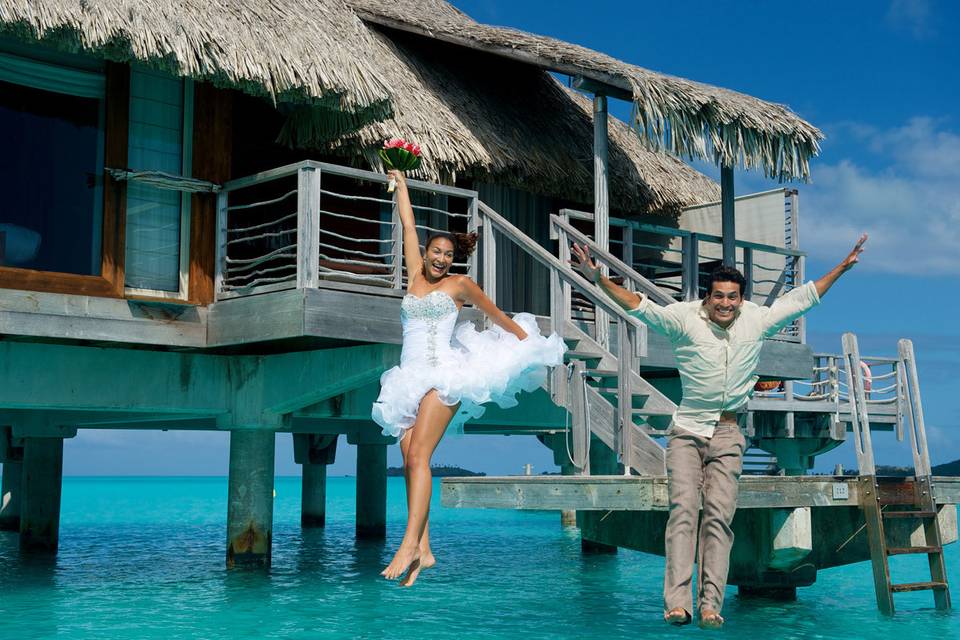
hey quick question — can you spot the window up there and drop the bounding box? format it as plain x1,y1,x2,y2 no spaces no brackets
124,67,193,297
0,51,106,275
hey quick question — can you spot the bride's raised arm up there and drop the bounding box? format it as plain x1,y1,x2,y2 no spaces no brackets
390,170,423,286
456,276,528,340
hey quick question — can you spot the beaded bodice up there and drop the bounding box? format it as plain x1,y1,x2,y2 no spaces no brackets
399,291,459,367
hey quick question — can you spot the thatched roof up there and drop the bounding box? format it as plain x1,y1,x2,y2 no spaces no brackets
282,29,718,214
2,0,720,212
346,0,824,181
0,0,394,137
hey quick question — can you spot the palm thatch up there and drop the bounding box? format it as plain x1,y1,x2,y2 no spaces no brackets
281,29,718,214
0,0,394,137
346,0,824,181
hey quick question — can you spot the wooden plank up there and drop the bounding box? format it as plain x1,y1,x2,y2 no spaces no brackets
206,289,305,347
296,167,321,289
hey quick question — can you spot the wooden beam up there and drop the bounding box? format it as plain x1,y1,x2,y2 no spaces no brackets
572,75,633,101
356,12,636,100
442,475,960,511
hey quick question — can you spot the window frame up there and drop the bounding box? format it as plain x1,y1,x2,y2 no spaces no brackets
0,60,129,298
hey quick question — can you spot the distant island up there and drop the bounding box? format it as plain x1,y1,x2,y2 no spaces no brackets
842,459,960,476
387,464,486,477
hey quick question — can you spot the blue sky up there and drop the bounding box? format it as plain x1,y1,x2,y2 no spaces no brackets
64,0,960,475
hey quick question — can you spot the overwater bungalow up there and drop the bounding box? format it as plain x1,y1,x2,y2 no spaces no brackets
0,0,952,614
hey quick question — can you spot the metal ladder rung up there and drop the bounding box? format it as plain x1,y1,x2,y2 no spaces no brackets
886,545,942,556
882,510,937,519
890,581,948,593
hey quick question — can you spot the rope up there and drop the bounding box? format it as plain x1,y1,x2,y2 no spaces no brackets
229,212,298,234
227,189,297,212
108,168,220,193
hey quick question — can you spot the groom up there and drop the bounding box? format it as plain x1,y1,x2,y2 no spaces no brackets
572,234,867,629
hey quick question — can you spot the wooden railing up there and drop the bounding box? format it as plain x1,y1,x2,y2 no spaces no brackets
215,161,478,300
559,207,808,342
476,201,653,472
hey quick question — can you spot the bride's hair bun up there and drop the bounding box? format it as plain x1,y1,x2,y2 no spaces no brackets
426,231,478,258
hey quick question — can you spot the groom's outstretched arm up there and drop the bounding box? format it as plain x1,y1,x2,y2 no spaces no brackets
570,243,683,339
761,234,868,337
815,233,868,298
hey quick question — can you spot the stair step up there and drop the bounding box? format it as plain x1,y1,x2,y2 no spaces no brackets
890,581,948,593
882,510,937,519
565,349,604,361
886,546,943,556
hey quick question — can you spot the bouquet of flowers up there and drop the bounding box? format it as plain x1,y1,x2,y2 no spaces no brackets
380,138,422,192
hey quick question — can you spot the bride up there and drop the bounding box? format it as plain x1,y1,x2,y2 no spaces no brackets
372,170,566,586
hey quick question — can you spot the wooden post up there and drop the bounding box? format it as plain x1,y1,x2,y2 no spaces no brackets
721,165,736,267
356,443,387,539
226,430,275,567
621,226,634,291
594,95,610,350
296,166,321,289
19,437,64,552
294,434,338,528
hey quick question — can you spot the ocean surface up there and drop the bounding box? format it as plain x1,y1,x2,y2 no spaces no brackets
1,476,958,639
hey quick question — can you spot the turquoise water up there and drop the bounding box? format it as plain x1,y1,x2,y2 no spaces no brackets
1,477,958,639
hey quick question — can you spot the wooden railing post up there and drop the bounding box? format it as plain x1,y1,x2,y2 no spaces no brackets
482,215,498,312
214,189,229,299
617,319,635,474
742,246,754,301
467,196,479,282
682,233,699,301
296,166,321,289
390,187,403,290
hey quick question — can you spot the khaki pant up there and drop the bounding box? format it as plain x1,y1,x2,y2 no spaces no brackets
663,423,745,615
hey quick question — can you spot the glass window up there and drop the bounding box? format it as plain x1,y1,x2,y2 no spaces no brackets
0,54,105,275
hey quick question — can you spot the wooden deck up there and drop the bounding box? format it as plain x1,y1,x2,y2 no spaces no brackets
441,474,960,511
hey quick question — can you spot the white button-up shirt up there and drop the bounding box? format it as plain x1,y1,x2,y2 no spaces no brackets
629,282,820,438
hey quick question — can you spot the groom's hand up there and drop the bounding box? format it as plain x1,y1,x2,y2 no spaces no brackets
570,243,601,283
841,233,868,271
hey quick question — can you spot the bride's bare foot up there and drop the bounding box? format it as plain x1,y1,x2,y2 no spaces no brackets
664,607,691,625
419,545,436,570
399,544,436,587
381,543,420,580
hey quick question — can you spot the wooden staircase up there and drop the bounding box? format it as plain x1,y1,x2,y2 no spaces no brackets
844,333,951,614
560,321,676,475
476,201,678,475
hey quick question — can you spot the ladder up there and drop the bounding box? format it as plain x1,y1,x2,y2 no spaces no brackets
843,333,951,615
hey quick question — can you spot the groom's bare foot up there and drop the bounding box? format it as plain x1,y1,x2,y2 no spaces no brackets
381,543,420,580
699,610,724,630
664,607,691,625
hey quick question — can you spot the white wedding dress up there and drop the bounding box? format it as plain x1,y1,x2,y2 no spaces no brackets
371,290,567,438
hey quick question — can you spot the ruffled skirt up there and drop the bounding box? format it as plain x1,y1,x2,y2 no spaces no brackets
371,313,566,439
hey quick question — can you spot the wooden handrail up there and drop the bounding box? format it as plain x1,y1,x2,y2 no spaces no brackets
477,202,644,330
559,207,806,258
550,214,675,306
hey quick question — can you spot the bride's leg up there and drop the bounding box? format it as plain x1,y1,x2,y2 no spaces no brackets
382,390,456,582
399,432,436,567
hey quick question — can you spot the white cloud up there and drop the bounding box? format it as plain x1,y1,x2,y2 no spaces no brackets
801,117,960,275
886,0,935,39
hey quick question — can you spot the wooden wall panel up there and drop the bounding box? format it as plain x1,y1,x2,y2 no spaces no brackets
188,83,233,304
